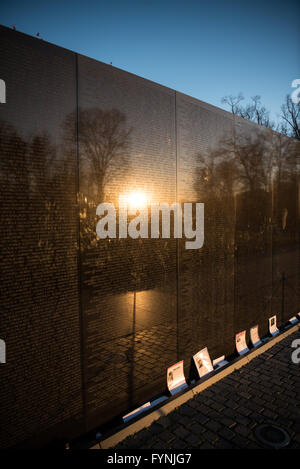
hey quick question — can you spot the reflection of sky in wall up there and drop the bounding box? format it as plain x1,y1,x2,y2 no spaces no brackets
1,0,300,123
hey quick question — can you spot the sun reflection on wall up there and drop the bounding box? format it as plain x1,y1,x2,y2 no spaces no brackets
119,191,151,210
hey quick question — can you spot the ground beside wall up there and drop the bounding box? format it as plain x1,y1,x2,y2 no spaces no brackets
113,330,300,449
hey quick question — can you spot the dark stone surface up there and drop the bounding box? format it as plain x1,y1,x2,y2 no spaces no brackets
76,54,177,431
0,26,83,448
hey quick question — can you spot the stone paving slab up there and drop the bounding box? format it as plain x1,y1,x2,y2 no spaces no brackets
113,330,300,449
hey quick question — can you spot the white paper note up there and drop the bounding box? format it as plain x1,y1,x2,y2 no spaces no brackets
235,330,249,355
269,315,279,336
167,360,188,395
193,347,213,378
250,325,262,347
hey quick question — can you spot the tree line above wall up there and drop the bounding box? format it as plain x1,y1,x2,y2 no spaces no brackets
221,93,300,141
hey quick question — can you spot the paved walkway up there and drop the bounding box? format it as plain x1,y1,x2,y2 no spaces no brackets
113,330,300,449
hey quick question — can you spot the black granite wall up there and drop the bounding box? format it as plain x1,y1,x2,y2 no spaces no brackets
0,25,299,448
0,26,83,448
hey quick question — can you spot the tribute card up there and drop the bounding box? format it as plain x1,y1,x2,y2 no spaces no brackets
250,325,262,347
269,315,279,336
167,360,188,395
289,316,299,325
193,347,213,379
235,330,249,355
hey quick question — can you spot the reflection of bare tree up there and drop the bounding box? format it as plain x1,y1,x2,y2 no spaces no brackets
0,119,29,198
193,131,293,198
280,95,300,141
0,118,82,449
62,107,132,259
63,108,170,293
0,119,76,286
191,125,299,337
272,132,299,185
79,108,131,203
234,133,272,193
272,133,299,242
64,108,132,204
194,132,271,202
194,140,238,201
193,130,299,238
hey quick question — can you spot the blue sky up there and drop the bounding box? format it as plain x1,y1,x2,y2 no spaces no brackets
1,0,299,123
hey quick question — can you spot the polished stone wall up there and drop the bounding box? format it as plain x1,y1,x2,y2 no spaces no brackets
0,25,299,448
0,26,83,448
